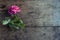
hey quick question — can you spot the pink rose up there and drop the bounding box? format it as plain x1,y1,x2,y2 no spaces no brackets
8,5,21,15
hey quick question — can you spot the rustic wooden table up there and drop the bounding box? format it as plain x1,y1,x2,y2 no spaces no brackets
0,0,60,40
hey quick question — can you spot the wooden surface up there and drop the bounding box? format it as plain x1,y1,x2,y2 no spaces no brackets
0,0,60,40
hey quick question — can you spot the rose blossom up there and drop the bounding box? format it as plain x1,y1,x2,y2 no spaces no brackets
8,5,21,15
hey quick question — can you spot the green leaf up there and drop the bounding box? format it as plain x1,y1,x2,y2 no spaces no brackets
2,17,11,25
20,23,25,29
8,15,25,29
19,19,25,29
20,19,23,23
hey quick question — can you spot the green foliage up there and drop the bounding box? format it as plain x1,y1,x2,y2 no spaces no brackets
2,15,25,30
2,17,11,25
9,15,25,29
